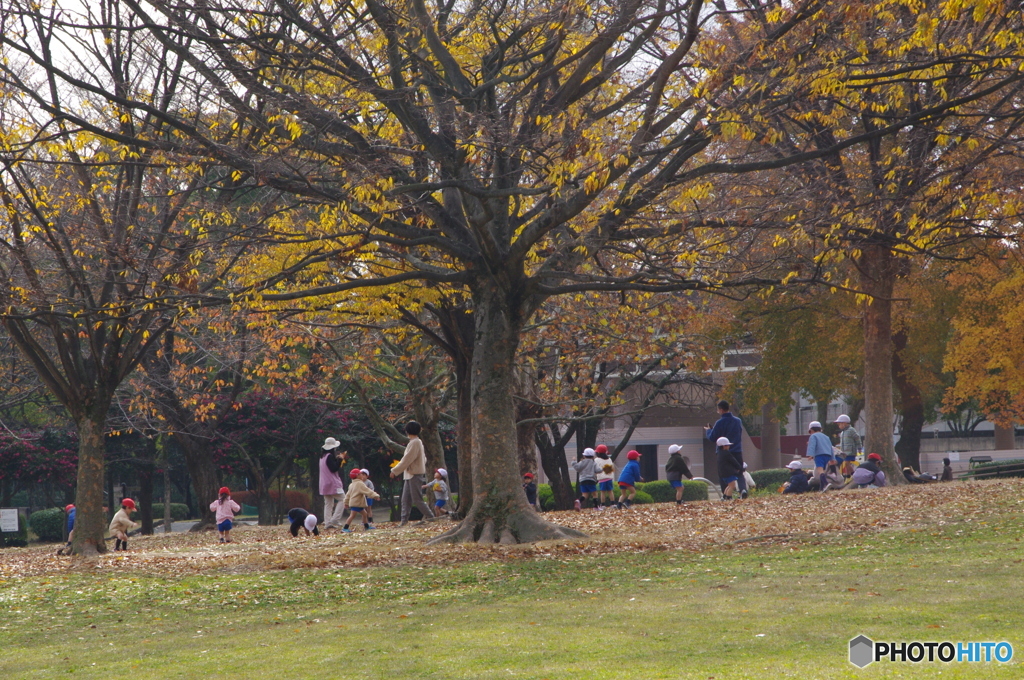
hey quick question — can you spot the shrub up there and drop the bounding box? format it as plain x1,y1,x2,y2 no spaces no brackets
635,480,708,502
967,459,1024,480
2,512,28,548
29,507,65,542
151,503,190,522
751,468,791,490
537,484,553,511
632,490,654,504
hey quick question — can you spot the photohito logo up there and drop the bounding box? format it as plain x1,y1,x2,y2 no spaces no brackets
849,635,1013,668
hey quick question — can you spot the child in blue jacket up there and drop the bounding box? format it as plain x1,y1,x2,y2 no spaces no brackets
616,450,644,509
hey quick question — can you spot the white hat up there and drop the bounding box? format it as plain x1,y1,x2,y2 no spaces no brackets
322,437,340,450
583,448,596,457
786,460,803,470
436,468,448,478
360,468,370,476
668,444,682,454
716,437,732,447
304,514,318,531
836,414,851,424
808,421,822,430
743,462,748,469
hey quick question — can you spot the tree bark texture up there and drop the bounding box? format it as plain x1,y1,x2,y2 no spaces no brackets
137,461,155,535
892,329,924,471
993,421,1016,450
429,289,584,544
71,415,109,555
760,402,781,469
860,246,902,483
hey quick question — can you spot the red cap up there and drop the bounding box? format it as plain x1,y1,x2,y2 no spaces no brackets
121,498,136,510
523,472,534,479
349,468,361,479
65,504,75,513
219,487,230,495
595,445,608,454
867,453,882,462
627,450,641,460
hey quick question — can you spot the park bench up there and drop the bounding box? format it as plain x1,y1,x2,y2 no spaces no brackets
968,455,993,468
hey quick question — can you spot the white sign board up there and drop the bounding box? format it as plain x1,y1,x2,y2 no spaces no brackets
947,452,960,462
0,508,19,533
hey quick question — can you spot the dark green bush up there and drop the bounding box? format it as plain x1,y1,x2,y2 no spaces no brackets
967,459,1024,479
751,468,791,490
29,507,65,542
2,512,29,548
632,490,653,504
151,503,190,522
636,480,708,502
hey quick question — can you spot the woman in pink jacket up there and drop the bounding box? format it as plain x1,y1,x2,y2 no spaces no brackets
320,437,348,528
210,487,241,543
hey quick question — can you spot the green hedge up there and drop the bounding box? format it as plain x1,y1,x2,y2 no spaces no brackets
2,511,28,547
636,480,708,502
152,503,190,522
967,459,1024,479
29,508,65,542
751,468,791,490
537,482,659,509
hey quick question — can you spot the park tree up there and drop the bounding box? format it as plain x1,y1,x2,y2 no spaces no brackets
6,0,1021,542
713,0,1024,480
944,247,1024,436
0,10,297,553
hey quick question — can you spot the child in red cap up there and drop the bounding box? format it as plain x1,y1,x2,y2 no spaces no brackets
523,472,538,508
616,450,644,509
342,469,379,532
594,445,616,509
109,498,138,551
210,487,241,543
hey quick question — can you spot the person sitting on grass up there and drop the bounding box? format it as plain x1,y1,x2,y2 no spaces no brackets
343,468,380,532
210,486,241,543
941,457,954,482
616,450,644,509
287,507,319,537
782,460,809,494
422,469,450,517
820,460,844,492
842,453,887,489
572,448,599,509
109,498,139,551
666,445,694,505
716,437,742,500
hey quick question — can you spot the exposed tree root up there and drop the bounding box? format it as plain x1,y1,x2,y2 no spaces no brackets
426,507,586,545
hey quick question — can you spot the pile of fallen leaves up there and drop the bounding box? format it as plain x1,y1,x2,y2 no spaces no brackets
2,479,1021,578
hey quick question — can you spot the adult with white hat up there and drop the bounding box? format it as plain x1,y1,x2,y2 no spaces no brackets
782,459,810,494
805,421,834,492
834,414,862,474
665,444,694,505
319,436,348,528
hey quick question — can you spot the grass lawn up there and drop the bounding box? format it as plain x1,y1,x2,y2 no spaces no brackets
2,480,1023,679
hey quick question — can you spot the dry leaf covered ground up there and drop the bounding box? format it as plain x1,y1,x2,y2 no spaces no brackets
2,478,1019,578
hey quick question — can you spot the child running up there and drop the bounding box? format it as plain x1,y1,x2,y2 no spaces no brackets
572,448,599,509
616,450,643,509
343,468,380,532
287,507,319,537
360,469,376,527
594,445,616,509
109,498,139,551
422,469,451,517
210,486,241,543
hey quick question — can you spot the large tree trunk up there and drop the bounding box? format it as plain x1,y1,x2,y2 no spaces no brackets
536,426,575,511
137,460,155,535
72,413,110,556
429,289,584,544
860,246,902,483
174,433,220,530
760,402,781,469
993,421,1015,450
892,329,924,472
454,365,473,516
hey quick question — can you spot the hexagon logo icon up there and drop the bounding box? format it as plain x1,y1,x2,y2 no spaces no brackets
849,635,874,668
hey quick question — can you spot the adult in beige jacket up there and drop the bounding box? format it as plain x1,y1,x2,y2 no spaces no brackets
390,421,434,525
